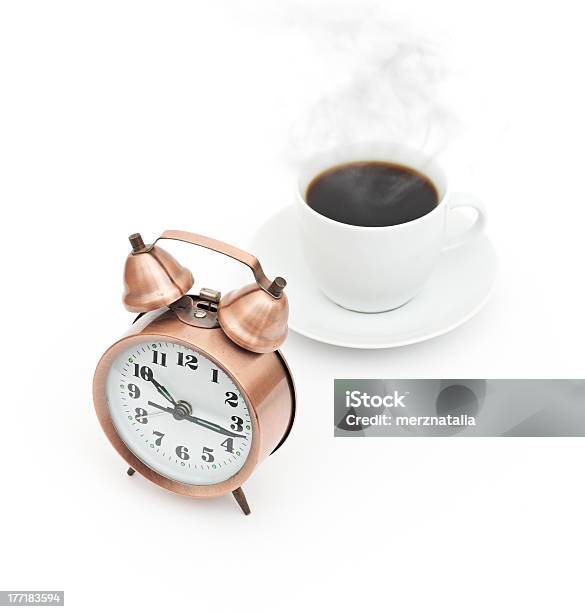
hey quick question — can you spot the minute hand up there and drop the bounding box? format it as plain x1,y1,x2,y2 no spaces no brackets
183,414,247,439
147,401,247,439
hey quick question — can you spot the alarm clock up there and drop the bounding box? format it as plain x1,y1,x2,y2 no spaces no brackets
93,230,296,515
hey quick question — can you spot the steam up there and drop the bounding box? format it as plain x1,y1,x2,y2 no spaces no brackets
278,3,462,163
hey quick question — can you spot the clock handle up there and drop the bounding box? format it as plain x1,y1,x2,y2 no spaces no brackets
156,229,285,298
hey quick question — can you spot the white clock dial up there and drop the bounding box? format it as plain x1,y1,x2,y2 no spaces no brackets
105,339,252,485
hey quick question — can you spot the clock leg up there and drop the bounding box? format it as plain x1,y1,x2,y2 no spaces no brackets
127,467,136,476
232,487,251,516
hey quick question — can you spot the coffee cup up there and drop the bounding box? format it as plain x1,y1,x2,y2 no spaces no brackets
295,142,486,313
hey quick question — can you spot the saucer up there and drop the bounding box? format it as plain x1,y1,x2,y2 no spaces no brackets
250,206,498,349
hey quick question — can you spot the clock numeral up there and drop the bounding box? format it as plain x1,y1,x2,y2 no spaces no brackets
175,445,190,460
225,391,238,407
230,415,244,433
177,352,198,370
152,350,167,367
201,447,214,463
220,438,234,454
127,383,140,399
211,368,219,383
135,407,148,424
153,431,165,447
133,364,153,381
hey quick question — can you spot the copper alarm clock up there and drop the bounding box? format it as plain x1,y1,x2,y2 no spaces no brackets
93,230,296,515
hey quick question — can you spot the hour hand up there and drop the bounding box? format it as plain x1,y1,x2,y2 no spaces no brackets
148,376,177,406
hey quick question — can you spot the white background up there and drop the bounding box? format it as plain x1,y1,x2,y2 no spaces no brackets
1,1,584,610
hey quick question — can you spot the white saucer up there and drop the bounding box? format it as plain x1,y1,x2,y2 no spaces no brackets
250,207,498,349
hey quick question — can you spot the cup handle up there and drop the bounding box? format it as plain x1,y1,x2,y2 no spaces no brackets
443,192,487,250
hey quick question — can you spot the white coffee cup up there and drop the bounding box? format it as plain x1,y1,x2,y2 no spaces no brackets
295,142,487,313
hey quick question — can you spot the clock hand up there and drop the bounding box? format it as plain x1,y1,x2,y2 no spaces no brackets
147,401,176,415
148,375,178,407
143,410,168,418
147,401,247,439
183,414,247,439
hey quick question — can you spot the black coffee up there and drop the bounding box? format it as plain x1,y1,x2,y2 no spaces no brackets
306,161,439,227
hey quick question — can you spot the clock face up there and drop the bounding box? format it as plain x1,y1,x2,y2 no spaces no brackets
105,338,253,485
